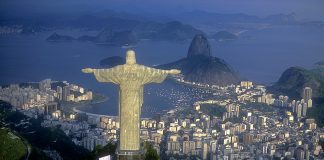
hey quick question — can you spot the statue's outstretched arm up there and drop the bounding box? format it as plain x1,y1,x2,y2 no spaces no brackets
166,69,181,75
82,68,95,73
82,67,119,84
142,67,181,84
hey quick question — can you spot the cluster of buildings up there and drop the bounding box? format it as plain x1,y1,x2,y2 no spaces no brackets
42,112,162,152
194,100,240,121
236,81,267,103
55,81,93,102
0,83,55,110
222,104,240,121
41,113,109,151
236,81,313,118
0,79,93,113
175,77,237,92
271,87,313,118
0,25,23,35
0,79,99,150
155,80,322,159
88,80,319,159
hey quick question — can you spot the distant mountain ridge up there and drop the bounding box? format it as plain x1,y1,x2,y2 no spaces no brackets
46,32,75,41
136,21,203,41
177,11,299,25
100,56,125,67
212,31,238,41
46,20,203,45
2,9,324,37
46,30,138,46
84,29,138,45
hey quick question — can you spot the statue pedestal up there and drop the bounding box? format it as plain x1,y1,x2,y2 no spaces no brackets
117,150,143,160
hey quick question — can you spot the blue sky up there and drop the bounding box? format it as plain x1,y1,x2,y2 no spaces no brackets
1,0,324,20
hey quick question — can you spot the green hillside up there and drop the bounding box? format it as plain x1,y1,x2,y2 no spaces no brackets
270,67,324,99
0,128,27,160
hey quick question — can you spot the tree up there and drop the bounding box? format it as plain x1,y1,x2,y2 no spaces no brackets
144,142,159,160
92,142,117,159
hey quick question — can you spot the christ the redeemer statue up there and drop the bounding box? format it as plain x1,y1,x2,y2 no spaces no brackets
82,50,180,158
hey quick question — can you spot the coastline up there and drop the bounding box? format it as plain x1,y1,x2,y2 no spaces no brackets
72,99,118,119
65,78,227,119
68,96,120,118
72,100,153,120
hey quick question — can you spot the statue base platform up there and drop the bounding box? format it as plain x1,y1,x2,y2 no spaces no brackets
117,150,143,160
117,154,142,160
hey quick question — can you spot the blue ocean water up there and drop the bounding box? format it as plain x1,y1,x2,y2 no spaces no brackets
1,26,324,117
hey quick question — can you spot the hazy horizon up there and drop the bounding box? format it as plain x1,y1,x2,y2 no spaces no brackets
1,0,324,21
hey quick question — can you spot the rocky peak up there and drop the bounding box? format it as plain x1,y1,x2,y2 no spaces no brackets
159,34,240,86
187,34,212,58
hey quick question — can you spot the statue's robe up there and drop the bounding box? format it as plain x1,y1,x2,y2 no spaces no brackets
93,64,168,151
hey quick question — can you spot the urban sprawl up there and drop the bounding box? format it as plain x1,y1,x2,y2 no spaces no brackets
0,78,323,160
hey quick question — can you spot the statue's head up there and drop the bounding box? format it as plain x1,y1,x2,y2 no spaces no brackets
126,50,136,65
